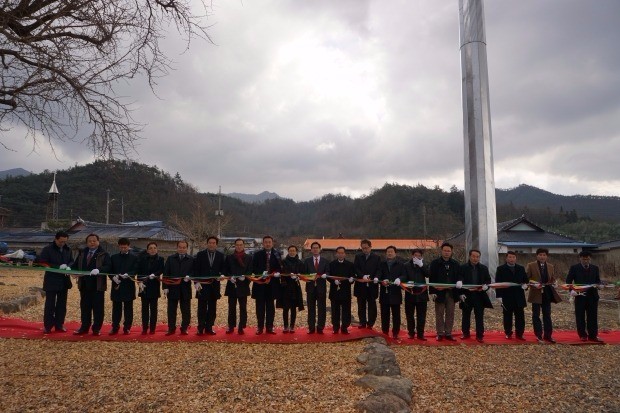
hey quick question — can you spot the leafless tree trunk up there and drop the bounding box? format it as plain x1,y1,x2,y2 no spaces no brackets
0,0,212,157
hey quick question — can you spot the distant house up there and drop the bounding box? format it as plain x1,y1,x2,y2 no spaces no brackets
447,215,596,255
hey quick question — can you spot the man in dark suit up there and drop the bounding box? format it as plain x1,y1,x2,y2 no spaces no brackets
402,249,429,340
459,249,492,342
163,240,194,335
251,235,281,334
302,241,330,334
526,248,562,343
108,237,138,335
328,246,356,334
566,251,603,342
495,251,529,340
224,238,252,334
73,233,111,336
378,246,404,339
38,231,74,333
194,236,225,335
428,242,462,341
353,239,381,329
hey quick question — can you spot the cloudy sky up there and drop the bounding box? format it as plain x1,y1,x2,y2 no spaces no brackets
2,0,619,201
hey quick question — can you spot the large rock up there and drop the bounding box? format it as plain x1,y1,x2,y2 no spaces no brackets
357,342,401,376
355,375,413,403
0,288,44,314
355,392,411,413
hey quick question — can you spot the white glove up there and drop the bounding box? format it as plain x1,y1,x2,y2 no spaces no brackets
291,275,298,280
334,280,341,286
321,273,327,279
184,275,190,282
413,257,423,267
239,275,246,281
274,272,281,278
569,290,578,297
194,282,202,292
394,278,401,286
533,282,541,288
460,294,466,302
348,277,354,283
113,275,121,284
138,282,145,293
220,274,226,280
362,275,370,280
456,281,463,289
121,273,129,279
521,284,528,290
373,277,379,284
262,271,269,277
482,284,489,291
163,289,169,297
90,269,99,276
429,293,437,301
496,297,503,305
230,277,237,284
148,273,155,280
59,264,68,270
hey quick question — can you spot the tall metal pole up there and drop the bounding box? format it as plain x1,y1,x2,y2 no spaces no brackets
459,0,498,276
106,189,110,224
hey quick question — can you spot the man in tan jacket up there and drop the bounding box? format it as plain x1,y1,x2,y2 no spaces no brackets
526,248,562,343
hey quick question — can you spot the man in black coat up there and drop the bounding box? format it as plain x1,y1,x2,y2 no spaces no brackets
194,236,225,335
108,237,138,335
328,246,356,334
495,251,529,340
566,251,603,342
251,235,282,334
163,240,194,335
378,246,404,339
302,241,330,334
401,249,429,340
224,238,252,334
38,231,74,333
459,249,493,342
73,233,112,336
353,239,381,329
428,242,462,341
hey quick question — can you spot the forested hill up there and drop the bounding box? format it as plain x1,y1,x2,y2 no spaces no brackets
1,161,619,242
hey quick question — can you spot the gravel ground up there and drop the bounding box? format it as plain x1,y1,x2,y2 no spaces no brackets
1,268,619,412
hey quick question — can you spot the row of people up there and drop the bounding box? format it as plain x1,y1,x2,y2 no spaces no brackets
39,233,605,342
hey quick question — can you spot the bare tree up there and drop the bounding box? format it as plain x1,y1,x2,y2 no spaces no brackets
0,0,212,157
169,198,231,255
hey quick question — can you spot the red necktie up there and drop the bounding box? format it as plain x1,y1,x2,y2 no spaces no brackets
314,257,319,271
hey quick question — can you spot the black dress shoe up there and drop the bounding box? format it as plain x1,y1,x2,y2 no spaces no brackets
141,328,148,335
408,334,415,339
165,330,175,336
357,324,366,329
92,331,101,336
476,336,484,343
108,328,119,336
341,328,350,334
580,336,588,342
417,336,428,341
505,333,512,339
436,335,444,341
73,329,88,335
180,328,188,335
207,329,217,335
544,337,556,344
460,334,470,340
333,329,339,334
536,336,544,343
43,328,52,334
225,327,234,334
588,337,604,343
149,328,156,335
238,328,244,335
308,329,315,334
382,330,389,335
317,328,324,334
123,328,131,335
392,333,398,339
255,328,263,335
515,335,526,341
445,335,456,342
55,326,67,333
266,329,276,335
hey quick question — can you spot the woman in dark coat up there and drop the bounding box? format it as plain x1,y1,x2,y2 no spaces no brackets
278,245,304,333
136,242,164,334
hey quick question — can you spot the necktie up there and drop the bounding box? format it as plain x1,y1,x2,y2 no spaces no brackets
87,251,94,265
208,252,214,266
266,251,271,272
179,254,185,260
314,257,319,271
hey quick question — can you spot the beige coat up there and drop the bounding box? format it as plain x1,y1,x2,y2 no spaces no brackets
526,261,562,304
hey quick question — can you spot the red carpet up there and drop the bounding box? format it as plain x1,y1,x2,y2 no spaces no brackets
0,317,618,345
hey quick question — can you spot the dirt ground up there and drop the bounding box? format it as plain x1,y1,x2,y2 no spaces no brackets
1,268,619,412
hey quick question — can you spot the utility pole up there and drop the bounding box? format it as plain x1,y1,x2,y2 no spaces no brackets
215,185,224,239
422,205,427,238
106,189,116,224
121,197,126,223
